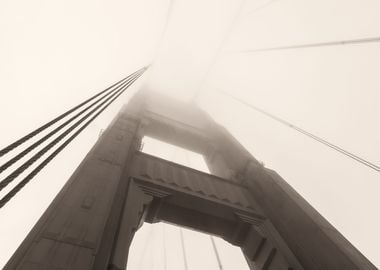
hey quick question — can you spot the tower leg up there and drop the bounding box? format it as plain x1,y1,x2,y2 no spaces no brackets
108,180,154,270
3,110,141,270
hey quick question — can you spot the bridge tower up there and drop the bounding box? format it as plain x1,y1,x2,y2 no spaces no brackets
5,89,376,270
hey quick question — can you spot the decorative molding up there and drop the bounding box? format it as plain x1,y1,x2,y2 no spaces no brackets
136,183,171,198
235,211,266,227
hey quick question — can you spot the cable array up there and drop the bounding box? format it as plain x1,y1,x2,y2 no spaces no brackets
0,69,142,175
0,67,147,208
0,71,141,157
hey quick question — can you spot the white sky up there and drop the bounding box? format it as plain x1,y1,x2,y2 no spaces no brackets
0,0,380,268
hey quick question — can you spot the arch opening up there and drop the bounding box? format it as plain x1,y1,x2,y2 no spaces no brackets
127,222,249,270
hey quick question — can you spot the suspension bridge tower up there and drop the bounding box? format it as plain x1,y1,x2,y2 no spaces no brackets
4,89,377,270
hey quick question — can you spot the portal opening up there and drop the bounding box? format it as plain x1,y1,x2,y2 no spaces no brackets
127,222,249,270
132,136,249,269
140,136,210,174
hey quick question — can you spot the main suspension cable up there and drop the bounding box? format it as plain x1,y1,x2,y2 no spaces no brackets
221,90,380,173
0,71,142,191
0,67,145,157
233,36,380,54
0,69,143,175
0,68,146,200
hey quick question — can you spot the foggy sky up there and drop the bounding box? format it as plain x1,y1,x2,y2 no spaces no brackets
0,0,379,268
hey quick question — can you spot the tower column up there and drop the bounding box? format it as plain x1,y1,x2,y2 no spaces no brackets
4,108,142,270
108,180,155,270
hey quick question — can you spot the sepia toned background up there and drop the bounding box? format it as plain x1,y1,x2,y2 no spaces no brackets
0,0,379,268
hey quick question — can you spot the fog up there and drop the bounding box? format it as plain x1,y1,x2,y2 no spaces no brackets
1,0,380,268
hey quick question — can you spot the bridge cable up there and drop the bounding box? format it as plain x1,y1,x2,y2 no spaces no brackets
162,224,167,270
0,67,147,208
210,236,224,270
220,90,380,173
0,70,144,192
192,0,248,102
153,0,175,60
0,70,144,206
232,36,380,54
138,226,155,270
0,68,144,158
242,0,281,19
179,228,189,270
0,69,143,176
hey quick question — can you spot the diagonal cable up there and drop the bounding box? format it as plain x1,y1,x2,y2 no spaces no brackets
0,69,143,175
243,0,281,18
220,90,380,173
233,36,380,54
0,68,146,207
0,69,144,157
192,0,248,102
0,68,146,193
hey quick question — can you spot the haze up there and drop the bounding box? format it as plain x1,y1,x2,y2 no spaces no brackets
0,0,379,268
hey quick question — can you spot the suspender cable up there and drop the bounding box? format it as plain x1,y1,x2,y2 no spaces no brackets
221,90,380,173
243,0,280,16
153,0,175,60
162,224,167,270
138,226,154,270
210,236,224,270
179,228,189,270
233,36,380,54
0,70,144,191
192,0,247,102
0,68,145,157
0,68,147,207
0,69,143,175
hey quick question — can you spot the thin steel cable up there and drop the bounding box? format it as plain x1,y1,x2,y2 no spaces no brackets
0,69,146,208
0,69,144,157
162,0,175,38
210,236,224,270
138,226,155,270
162,224,167,270
192,0,247,102
153,0,175,60
221,90,380,173
179,228,189,270
0,69,145,194
243,0,281,18
234,36,380,54
0,70,142,175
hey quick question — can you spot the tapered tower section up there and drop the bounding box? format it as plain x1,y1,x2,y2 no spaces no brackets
5,90,376,270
